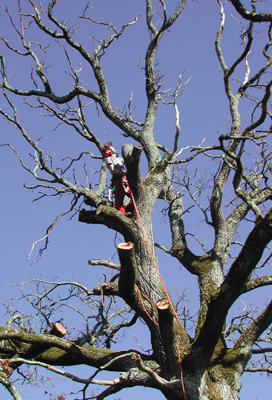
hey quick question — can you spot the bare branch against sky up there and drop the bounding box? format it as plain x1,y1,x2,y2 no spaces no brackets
0,1,272,399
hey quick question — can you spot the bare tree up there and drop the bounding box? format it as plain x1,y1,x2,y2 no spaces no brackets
0,0,272,399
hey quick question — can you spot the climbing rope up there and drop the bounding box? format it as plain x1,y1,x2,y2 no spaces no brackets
135,285,159,326
99,187,186,399
130,191,186,400
131,191,184,330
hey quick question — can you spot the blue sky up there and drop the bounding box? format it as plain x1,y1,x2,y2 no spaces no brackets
0,0,272,399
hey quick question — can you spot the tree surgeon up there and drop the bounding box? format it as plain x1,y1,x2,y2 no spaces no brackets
102,143,133,216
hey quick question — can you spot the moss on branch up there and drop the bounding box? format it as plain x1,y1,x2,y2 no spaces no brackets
192,209,272,361
0,327,152,371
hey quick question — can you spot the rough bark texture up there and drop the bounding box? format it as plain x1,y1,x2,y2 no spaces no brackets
0,0,272,399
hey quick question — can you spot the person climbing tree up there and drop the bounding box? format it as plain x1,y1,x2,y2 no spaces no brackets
102,143,133,216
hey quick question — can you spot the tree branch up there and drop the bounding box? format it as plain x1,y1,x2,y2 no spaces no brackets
88,259,120,271
131,353,180,389
231,299,272,365
243,276,272,293
193,209,272,357
230,0,272,22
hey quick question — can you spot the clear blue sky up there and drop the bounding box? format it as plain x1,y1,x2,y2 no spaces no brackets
0,0,271,399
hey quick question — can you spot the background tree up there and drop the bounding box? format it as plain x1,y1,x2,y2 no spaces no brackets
0,1,272,400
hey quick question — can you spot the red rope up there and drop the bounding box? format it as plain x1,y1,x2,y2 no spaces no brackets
99,190,187,398
136,285,159,326
131,192,184,330
100,282,116,307
101,286,104,307
131,191,187,399
177,341,187,400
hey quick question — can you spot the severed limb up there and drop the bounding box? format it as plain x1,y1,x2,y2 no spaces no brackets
117,242,137,302
47,323,67,338
156,299,181,374
8,322,67,360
